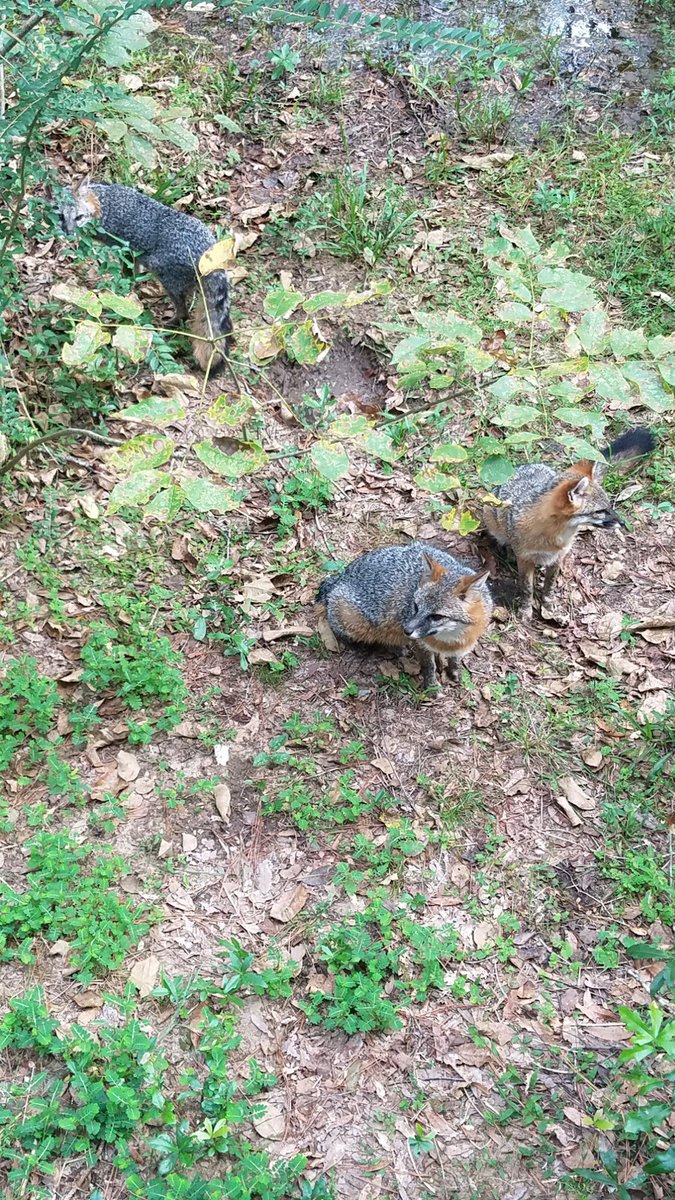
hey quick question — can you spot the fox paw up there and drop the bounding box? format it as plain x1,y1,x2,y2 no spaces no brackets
519,604,534,622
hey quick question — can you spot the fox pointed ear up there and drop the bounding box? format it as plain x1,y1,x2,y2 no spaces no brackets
454,567,490,598
569,458,594,479
591,458,608,483
568,476,590,507
423,552,446,583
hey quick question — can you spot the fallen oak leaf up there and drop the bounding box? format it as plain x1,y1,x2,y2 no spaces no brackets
129,954,160,998
270,883,309,923
560,777,596,811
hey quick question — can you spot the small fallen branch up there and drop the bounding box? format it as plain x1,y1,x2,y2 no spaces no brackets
628,616,675,633
0,427,121,479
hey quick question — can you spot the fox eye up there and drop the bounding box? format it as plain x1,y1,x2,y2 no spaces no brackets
429,613,446,622
410,601,419,617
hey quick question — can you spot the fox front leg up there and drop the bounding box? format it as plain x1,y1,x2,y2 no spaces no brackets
541,562,560,604
518,560,536,621
416,645,438,691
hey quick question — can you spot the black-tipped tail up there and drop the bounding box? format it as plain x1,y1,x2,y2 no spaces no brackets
602,426,656,465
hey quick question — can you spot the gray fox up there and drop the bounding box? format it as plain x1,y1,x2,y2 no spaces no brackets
317,542,492,689
482,426,656,619
58,181,232,372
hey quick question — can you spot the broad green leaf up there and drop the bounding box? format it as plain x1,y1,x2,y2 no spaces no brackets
577,307,609,355
199,238,235,277
206,395,255,429
538,267,599,312
648,333,675,358
179,477,242,514
458,510,480,534
112,324,153,362
645,1146,675,1175
303,281,391,313
123,130,157,170
588,363,633,406
109,434,174,476
263,285,304,320
504,431,538,446
499,224,540,255
100,10,155,67
414,467,460,494
145,485,183,522
415,309,482,345
558,434,604,462
51,282,102,317
479,456,514,485
554,407,606,438
610,327,649,359
214,114,243,133
327,414,371,438
620,364,673,412
98,291,144,319
493,403,542,429
194,440,268,478
429,443,468,464
193,617,207,642
357,428,398,463
284,321,329,365
390,333,431,368
310,441,350,481
539,357,587,380
109,395,186,427
98,118,127,143
497,301,532,323
656,356,675,387
429,373,456,389
107,469,169,514
549,381,584,404
624,1103,671,1136
486,374,536,402
160,119,199,154
62,321,110,365
462,346,494,372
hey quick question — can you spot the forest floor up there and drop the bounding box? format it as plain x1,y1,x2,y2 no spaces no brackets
2,2,675,1198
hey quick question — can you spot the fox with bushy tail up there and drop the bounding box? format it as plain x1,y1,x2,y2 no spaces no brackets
482,426,656,619
58,182,232,373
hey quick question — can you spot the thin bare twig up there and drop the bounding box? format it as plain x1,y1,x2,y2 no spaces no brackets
0,427,121,479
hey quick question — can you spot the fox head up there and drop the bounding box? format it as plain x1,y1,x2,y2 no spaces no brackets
59,181,100,235
552,459,624,534
402,555,490,642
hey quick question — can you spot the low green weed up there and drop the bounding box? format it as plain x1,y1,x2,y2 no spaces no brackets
291,165,415,264
333,822,426,894
0,832,156,981
0,656,59,772
268,464,333,533
80,620,187,743
263,770,396,830
302,893,461,1033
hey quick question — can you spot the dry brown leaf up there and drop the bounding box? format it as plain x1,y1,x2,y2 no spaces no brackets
90,763,126,801
270,883,309,923
214,783,231,823
182,833,198,853
595,610,624,641
158,839,172,859
49,939,70,957
461,149,515,169
165,883,195,911
560,777,596,812
637,691,671,725
473,921,492,949
371,756,396,779
129,954,160,998
117,749,140,783
73,990,104,1009
261,624,313,642
78,494,100,520
252,1103,285,1140
555,795,582,827
248,647,279,666
316,613,339,652
582,748,603,769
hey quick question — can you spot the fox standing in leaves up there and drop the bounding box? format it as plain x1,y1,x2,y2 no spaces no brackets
317,542,492,690
482,427,656,619
58,181,232,372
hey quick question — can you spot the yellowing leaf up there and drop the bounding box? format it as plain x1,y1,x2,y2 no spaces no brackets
107,469,170,513
198,236,235,276
112,324,153,362
179,477,243,513
310,441,350,480
206,395,255,429
249,324,283,363
193,440,267,478
108,433,174,475
414,467,460,494
109,395,186,427
51,282,102,317
62,321,110,365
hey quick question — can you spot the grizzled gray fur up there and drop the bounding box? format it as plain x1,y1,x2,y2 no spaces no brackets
59,182,232,367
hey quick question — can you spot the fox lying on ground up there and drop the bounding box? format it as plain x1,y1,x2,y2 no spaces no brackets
482,427,656,619
317,542,492,690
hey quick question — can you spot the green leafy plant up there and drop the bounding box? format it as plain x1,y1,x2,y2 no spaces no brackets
80,620,187,742
0,833,156,981
292,166,415,264
268,43,301,79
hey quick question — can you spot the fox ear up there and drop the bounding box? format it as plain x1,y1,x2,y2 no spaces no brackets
568,476,590,507
423,552,446,583
591,458,608,483
454,567,490,598
569,458,594,479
